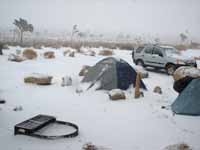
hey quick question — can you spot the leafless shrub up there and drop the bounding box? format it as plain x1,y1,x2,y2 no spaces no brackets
98,50,113,56
23,48,37,59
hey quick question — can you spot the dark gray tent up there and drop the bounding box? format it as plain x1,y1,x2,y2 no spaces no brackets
171,78,200,116
82,57,147,90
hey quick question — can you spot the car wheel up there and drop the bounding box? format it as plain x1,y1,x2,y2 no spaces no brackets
166,64,176,75
136,60,145,67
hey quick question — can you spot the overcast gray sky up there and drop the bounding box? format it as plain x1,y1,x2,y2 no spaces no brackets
0,0,199,40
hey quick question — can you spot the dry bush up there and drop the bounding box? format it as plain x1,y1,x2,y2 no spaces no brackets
71,42,82,52
24,75,52,85
44,51,55,59
98,49,114,56
174,45,188,51
63,49,71,56
87,50,96,56
23,49,37,59
69,51,75,57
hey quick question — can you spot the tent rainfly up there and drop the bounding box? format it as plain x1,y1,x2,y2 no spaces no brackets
171,78,200,116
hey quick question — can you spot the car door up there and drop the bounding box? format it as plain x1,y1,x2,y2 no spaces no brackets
143,46,154,66
151,47,165,67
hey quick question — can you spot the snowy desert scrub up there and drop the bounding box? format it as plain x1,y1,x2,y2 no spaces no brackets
23,48,37,59
98,49,114,56
43,51,55,59
24,73,53,85
108,89,126,100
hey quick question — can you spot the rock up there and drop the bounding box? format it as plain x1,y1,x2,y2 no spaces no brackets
8,54,25,62
24,73,53,85
109,89,126,100
79,65,91,76
61,76,72,86
82,143,98,150
44,51,55,59
63,49,71,56
85,50,96,56
163,143,191,150
98,50,113,56
153,86,162,94
173,66,200,81
76,87,83,94
0,100,6,104
23,49,37,60
13,106,23,111
69,51,75,57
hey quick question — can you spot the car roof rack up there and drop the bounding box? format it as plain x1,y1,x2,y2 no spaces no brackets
14,114,79,140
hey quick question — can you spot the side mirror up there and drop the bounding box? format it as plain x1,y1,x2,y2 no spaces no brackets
159,53,163,57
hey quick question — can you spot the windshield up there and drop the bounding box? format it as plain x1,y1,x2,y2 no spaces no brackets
164,48,181,56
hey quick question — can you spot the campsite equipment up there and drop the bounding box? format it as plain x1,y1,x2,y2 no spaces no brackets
82,57,147,90
135,73,141,98
14,114,79,139
0,100,6,104
171,78,200,116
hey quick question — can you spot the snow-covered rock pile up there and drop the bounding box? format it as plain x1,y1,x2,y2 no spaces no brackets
173,66,200,81
22,49,37,60
163,143,191,150
61,76,72,86
108,89,126,100
43,51,55,59
98,49,114,56
8,54,25,62
24,73,53,85
153,86,162,94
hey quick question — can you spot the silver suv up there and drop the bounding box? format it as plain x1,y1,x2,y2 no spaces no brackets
132,45,197,75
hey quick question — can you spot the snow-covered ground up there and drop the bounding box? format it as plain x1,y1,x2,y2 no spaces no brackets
0,47,200,150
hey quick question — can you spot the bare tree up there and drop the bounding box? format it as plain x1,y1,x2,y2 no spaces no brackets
179,33,188,43
154,37,160,44
70,24,79,46
13,18,34,44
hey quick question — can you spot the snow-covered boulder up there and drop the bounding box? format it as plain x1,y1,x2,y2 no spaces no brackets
24,73,53,85
63,49,71,56
23,49,37,60
109,89,126,100
69,51,75,57
61,76,72,86
153,86,162,94
163,143,191,150
76,86,83,94
79,65,91,76
98,50,113,56
173,66,200,81
82,142,99,150
44,51,55,59
84,50,96,56
13,106,23,111
8,54,25,62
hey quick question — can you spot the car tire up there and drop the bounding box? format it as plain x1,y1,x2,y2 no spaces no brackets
136,60,145,67
166,64,176,75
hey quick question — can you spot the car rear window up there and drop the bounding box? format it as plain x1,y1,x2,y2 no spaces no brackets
135,47,144,53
